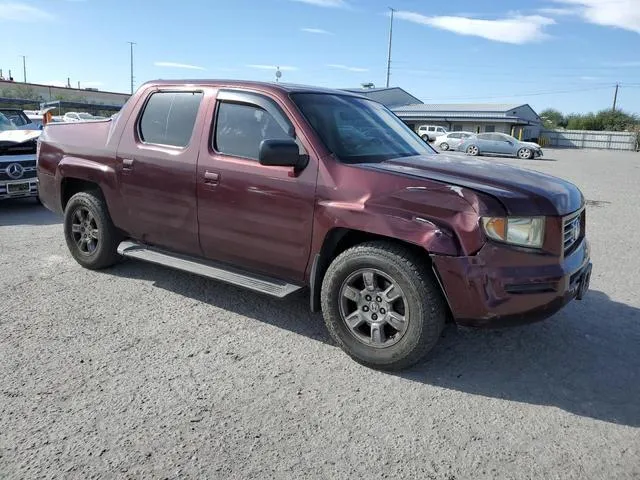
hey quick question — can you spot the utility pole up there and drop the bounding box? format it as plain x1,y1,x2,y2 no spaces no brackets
612,83,619,111
21,55,27,83
127,41,136,94
386,7,395,88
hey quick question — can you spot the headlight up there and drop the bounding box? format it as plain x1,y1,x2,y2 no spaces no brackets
481,217,545,248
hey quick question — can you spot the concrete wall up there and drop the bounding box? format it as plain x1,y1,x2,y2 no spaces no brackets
0,80,130,107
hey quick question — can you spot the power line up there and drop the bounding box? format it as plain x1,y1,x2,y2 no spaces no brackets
421,85,614,102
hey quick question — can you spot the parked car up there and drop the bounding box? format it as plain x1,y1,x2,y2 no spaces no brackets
0,112,41,201
433,131,474,151
459,133,543,159
62,112,105,123
37,80,591,370
417,125,447,142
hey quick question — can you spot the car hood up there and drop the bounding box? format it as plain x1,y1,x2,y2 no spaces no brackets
357,154,583,216
521,141,542,148
0,129,41,144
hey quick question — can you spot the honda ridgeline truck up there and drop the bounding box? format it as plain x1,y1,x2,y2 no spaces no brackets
37,81,592,370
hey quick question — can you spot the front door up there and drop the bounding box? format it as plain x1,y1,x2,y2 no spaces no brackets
196,90,317,282
116,88,207,255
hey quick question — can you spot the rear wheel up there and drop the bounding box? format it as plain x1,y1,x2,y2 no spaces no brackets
321,241,447,370
440,142,450,151
64,191,121,270
517,147,532,159
466,145,479,156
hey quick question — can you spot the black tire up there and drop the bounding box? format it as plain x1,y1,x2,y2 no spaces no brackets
63,190,121,270
440,142,450,151
421,134,430,142
321,241,447,370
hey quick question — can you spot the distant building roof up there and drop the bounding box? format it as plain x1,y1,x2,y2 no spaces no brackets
342,87,423,107
393,103,525,113
392,103,541,125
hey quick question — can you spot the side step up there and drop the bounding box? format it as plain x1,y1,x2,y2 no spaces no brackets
117,240,303,298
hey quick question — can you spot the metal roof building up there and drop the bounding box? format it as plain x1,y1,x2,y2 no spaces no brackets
392,102,542,141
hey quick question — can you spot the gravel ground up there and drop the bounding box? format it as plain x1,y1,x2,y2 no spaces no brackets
1,148,639,479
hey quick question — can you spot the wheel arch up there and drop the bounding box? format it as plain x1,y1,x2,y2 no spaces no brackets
309,228,435,312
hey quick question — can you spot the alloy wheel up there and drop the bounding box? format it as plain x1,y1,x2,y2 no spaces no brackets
70,207,100,255
339,268,409,348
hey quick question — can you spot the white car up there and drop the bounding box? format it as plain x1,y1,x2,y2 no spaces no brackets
434,131,475,151
62,112,105,123
417,125,447,142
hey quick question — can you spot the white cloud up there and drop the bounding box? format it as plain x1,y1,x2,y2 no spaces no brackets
154,61,206,70
394,11,555,44
538,7,576,15
301,27,332,34
290,0,347,7
551,0,640,33
605,60,640,67
0,3,54,21
327,64,369,72
246,64,298,71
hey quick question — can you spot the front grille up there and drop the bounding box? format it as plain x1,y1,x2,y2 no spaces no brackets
0,140,37,156
0,166,37,181
563,211,583,254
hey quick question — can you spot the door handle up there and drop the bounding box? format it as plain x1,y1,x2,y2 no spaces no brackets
122,158,134,171
204,170,220,185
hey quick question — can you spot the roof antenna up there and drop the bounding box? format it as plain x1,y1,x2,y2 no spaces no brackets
275,66,282,83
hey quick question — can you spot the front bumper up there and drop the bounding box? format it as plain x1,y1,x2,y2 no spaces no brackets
432,238,591,327
0,179,39,199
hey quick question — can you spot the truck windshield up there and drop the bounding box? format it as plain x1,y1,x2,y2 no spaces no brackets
291,93,436,163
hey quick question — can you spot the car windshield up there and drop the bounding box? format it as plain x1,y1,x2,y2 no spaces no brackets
0,109,29,127
291,93,436,163
0,112,17,131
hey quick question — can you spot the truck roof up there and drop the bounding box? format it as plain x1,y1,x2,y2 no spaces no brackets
139,79,367,99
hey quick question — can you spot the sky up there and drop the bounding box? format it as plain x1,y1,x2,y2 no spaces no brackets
0,0,639,114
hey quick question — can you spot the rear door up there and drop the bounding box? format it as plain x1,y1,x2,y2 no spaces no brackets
196,89,318,282
116,88,207,255
476,133,495,153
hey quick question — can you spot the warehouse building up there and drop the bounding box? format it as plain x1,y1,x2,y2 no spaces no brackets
392,103,543,141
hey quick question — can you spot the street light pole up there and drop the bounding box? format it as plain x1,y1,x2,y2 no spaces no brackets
386,7,395,88
21,55,27,83
127,41,136,94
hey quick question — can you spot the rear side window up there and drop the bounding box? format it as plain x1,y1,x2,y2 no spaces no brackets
448,133,460,139
214,102,292,160
139,91,203,147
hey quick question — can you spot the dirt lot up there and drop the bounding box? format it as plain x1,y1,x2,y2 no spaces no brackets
1,148,639,479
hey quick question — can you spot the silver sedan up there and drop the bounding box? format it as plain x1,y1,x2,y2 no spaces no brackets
458,133,543,159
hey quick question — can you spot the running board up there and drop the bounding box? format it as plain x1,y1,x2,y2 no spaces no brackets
117,240,302,298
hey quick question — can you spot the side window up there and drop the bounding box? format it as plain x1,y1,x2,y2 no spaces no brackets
477,133,491,140
428,126,435,132
436,127,445,132
215,102,292,161
139,91,203,147
448,133,460,139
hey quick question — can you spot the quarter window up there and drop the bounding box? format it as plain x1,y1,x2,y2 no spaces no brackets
139,91,203,147
214,102,292,160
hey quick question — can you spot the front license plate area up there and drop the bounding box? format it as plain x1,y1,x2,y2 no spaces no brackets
7,182,29,194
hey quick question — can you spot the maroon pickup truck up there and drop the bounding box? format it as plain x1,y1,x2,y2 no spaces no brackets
37,80,592,370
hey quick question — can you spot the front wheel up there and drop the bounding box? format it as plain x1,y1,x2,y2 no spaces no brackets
421,134,430,142
517,148,532,159
321,241,447,370
466,145,479,156
440,142,450,151
64,191,122,270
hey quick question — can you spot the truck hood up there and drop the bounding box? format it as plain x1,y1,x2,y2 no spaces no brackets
357,154,583,216
0,129,41,144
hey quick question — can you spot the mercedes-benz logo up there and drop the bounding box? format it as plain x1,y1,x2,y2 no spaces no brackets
6,163,24,180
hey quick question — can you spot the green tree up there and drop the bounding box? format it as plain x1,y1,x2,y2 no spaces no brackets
540,108,566,128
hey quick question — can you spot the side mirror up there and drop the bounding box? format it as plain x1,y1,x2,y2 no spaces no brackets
259,139,302,168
